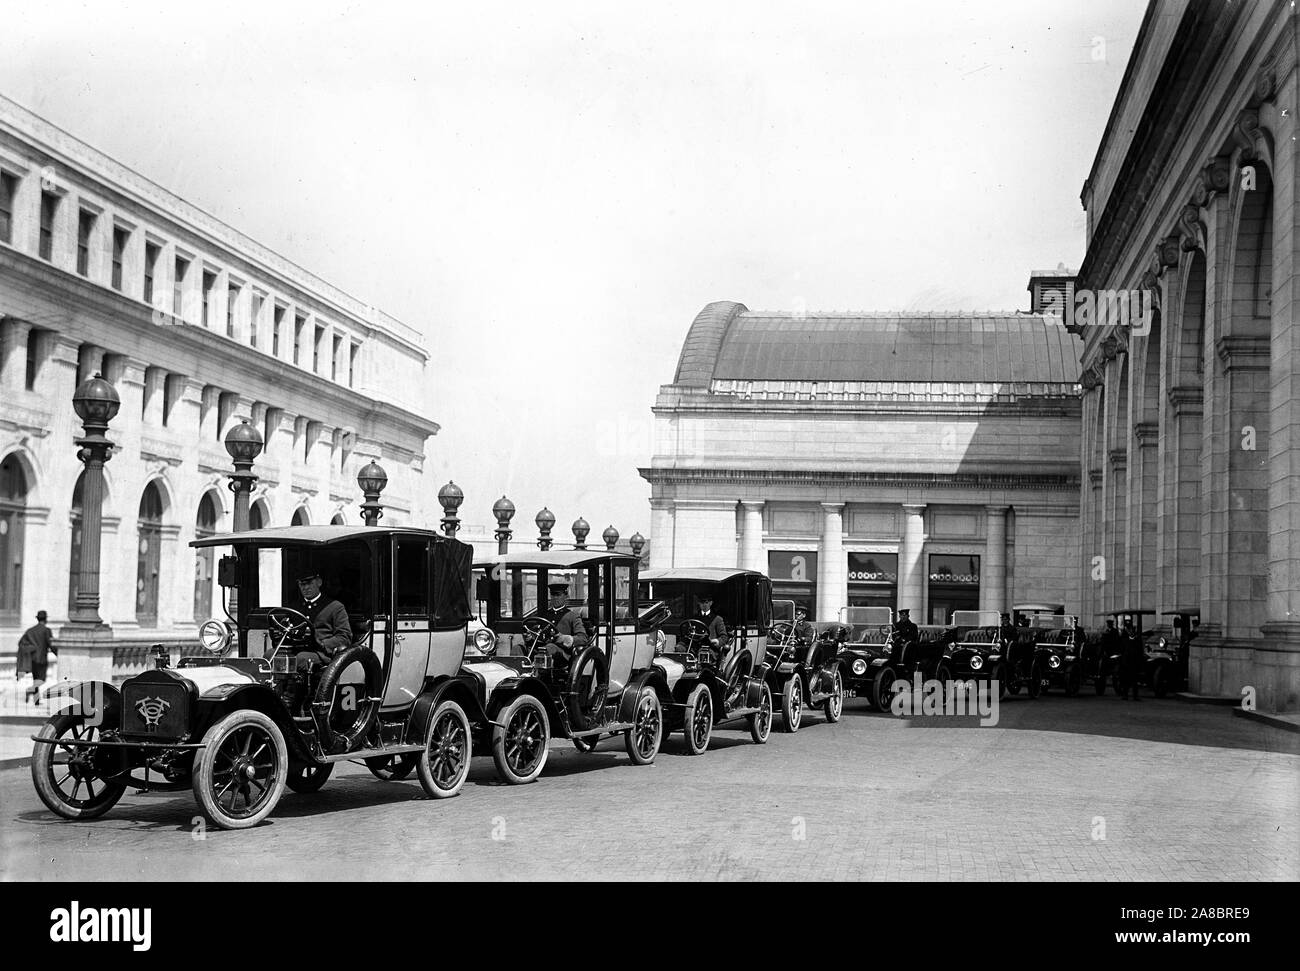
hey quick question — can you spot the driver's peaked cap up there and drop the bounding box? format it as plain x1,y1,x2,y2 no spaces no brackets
547,575,571,591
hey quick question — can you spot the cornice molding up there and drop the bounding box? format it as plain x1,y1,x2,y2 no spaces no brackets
639,467,1079,492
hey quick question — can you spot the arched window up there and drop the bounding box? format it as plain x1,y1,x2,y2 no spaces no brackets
136,483,164,627
331,512,346,526
291,506,309,526
194,492,220,621
0,454,28,624
249,500,267,531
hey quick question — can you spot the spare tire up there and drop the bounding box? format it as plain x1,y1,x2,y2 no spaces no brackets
311,645,383,755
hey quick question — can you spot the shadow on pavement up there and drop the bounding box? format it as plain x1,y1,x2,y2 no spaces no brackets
837,694,1300,755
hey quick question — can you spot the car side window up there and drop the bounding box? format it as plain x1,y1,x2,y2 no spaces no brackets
394,540,429,619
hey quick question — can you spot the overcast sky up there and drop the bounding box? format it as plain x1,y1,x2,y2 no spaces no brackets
0,0,1144,541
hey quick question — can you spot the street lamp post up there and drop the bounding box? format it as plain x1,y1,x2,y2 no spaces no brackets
438,481,463,537
68,374,119,628
224,419,263,532
59,374,120,685
629,532,646,558
357,460,388,526
535,507,555,551
223,419,263,617
493,495,515,554
572,517,589,550
602,525,619,551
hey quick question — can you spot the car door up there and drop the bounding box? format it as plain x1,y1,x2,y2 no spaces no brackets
383,537,433,709
601,561,636,694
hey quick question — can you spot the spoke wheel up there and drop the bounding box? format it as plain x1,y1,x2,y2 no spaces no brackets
1027,662,1043,699
491,694,550,785
1152,665,1169,698
416,700,471,799
365,752,420,781
780,674,802,733
1065,667,1081,697
747,682,772,744
286,762,334,793
683,684,712,756
32,715,126,821
823,668,844,722
872,667,897,712
624,686,662,765
193,710,287,830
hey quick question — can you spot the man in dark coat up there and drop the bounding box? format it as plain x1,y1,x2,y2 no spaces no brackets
696,593,731,657
17,610,55,702
541,576,588,665
1120,618,1144,701
293,573,354,672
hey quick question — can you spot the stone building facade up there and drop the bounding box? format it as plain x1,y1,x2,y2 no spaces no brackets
1072,0,1299,711
643,301,1083,623
0,96,439,671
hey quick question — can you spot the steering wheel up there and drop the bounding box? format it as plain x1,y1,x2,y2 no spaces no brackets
678,618,709,647
521,617,558,659
267,607,312,661
768,621,796,648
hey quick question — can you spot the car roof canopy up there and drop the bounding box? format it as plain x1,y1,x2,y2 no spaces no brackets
640,568,765,582
191,525,446,548
951,609,1001,628
475,550,640,570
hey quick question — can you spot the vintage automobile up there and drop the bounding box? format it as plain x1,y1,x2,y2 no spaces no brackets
764,606,846,732
933,610,1009,700
1146,609,1198,697
1102,607,1186,697
1009,604,1082,696
30,525,480,830
836,606,951,710
463,551,667,781
637,568,775,753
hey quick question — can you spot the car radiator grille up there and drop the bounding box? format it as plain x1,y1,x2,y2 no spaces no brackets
121,681,190,740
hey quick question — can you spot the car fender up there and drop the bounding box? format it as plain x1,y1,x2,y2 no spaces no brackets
194,685,314,762
43,680,120,727
617,669,668,723
407,675,488,745
485,675,564,730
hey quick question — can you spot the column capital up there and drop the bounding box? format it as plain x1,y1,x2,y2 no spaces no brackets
984,504,1009,517
1133,421,1159,444
819,502,846,513
901,503,927,516
739,499,766,511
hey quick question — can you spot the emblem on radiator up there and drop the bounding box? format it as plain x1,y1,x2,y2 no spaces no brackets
134,696,172,731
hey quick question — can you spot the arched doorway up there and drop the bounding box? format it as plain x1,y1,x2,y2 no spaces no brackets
0,454,27,625
194,491,221,621
136,483,164,627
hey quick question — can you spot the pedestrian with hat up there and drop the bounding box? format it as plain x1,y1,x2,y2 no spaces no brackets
17,610,55,703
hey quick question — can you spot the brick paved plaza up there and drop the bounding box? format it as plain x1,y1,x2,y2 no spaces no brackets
2,695,1296,882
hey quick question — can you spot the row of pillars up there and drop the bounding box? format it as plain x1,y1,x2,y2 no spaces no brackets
433,481,645,557
63,372,646,634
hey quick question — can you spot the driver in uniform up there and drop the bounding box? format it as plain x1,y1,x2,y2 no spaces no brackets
891,608,919,662
540,576,588,666
293,572,354,672
696,594,731,661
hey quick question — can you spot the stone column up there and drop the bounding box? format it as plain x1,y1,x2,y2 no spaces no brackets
0,317,31,390
982,506,1008,614
816,503,845,622
1128,422,1159,607
738,501,765,573
898,504,926,619
649,499,674,569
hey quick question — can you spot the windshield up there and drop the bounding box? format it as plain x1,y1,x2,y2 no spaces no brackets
244,541,376,615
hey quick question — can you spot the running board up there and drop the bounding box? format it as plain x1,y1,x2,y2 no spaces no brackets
568,722,635,738
318,743,426,764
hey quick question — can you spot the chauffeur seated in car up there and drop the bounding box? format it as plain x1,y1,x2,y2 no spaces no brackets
891,608,919,649
293,572,354,672
696,594,731,658
540,576,589,666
